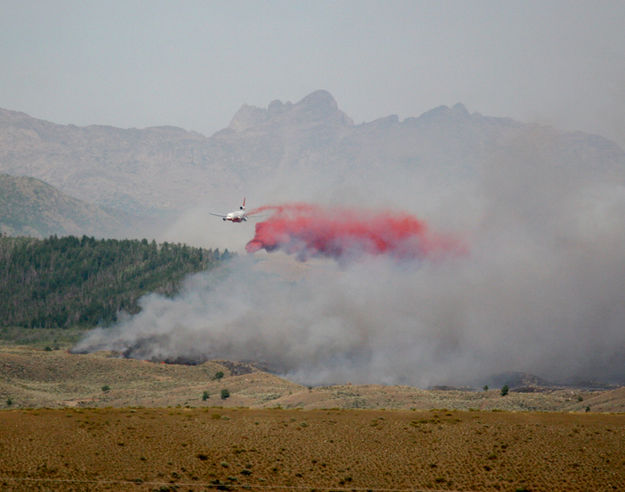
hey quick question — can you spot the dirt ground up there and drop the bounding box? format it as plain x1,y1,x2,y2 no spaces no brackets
1,407,623,491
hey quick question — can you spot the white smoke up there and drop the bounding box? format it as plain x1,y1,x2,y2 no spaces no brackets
74,127,625,386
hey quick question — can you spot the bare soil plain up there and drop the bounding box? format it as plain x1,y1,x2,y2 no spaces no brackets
1,407,624,491
2,345,625,491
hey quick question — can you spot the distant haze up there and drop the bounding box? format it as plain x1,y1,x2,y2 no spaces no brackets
75,124,625,386
1,1,624,148
4,0,624,387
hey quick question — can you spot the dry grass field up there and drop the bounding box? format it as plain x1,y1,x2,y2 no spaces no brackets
2,344,625,491
3,345,624,412
1,407,624,491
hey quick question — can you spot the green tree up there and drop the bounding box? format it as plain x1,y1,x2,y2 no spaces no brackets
500,384,509,397
220,389,230,400
0,235,232,330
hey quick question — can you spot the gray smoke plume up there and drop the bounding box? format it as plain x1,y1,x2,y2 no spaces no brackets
74,127,625,386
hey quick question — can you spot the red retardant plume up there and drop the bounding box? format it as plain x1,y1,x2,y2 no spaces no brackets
245,203,464,262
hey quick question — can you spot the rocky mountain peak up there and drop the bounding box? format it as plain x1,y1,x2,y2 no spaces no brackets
228,90,352,132
228,104,269,132
296,90,338,112
416,102,472,124
290,90,353,128
451,103,470,117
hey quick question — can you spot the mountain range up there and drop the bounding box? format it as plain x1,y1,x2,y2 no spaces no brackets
1,90,624,238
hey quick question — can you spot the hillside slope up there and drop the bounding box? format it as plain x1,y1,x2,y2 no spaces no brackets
2,345,622,412
0,174,129,238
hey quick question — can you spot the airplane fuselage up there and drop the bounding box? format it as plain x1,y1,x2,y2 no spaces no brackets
224,207,247,222
224,211,247,222
211,198,247,223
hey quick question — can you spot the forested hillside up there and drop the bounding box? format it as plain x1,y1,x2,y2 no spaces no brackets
0,235,230,328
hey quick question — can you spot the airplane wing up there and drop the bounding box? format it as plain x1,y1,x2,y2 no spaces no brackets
209,212,227,218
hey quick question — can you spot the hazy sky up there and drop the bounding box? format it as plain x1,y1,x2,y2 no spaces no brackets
2,0,624,146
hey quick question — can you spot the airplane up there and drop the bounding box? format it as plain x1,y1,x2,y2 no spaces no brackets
209,198,248,222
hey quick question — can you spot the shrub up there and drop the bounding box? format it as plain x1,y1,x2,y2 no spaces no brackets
202,391,210,401
221,389,230,400
214,371,224,380
101,385,111,392
500,384,509,396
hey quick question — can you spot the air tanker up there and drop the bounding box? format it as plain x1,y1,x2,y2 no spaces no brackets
210,198,248,222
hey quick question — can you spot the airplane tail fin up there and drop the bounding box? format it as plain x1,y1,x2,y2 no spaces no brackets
241,197,246,210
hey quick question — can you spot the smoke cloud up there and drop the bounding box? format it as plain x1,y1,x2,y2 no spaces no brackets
74,128,625,387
